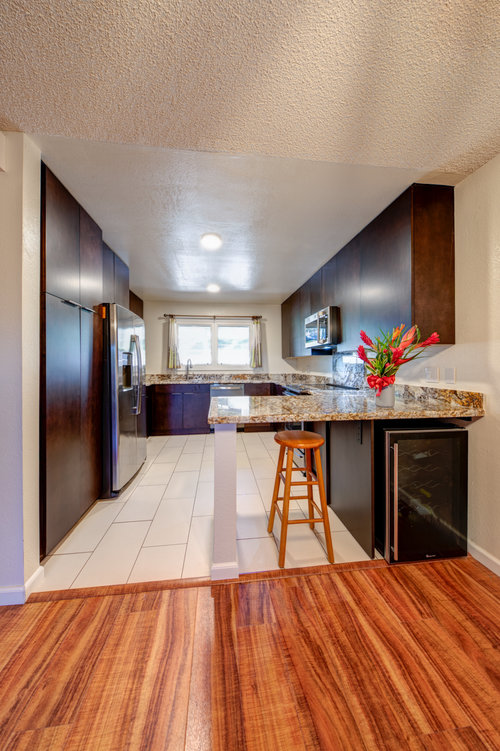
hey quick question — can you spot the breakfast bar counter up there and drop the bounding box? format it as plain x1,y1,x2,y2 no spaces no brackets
207,387,484,579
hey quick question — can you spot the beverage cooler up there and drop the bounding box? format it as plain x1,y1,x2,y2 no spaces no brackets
380,426,468,563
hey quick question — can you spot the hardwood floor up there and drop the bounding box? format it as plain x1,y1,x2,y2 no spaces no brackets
1,557,499,750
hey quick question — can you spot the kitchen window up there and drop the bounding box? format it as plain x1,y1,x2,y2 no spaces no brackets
176,319,253,369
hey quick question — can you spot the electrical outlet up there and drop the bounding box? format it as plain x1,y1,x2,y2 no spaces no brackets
444,367,456,384
424,366,440,382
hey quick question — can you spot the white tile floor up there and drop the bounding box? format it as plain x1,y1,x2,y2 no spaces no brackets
35,432,371,592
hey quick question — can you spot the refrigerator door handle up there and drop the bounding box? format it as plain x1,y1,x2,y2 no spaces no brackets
130,335,141,415
134,334,143,416
393,442,399,561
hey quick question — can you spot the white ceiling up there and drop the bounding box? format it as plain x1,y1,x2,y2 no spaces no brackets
2,0,499,302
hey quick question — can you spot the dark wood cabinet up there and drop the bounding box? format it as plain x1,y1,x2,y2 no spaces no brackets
129,290,144,318
244,382,271,396
281,183,455,356
114,254,130,308
41,294,82,556
183,389,211,432
329,420,373,557
40,166,131,556
147,384,211,435
42,166,80,302
79,208,104,514
102,242,115,302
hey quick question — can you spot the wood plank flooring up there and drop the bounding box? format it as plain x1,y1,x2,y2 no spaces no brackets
0,557,499,750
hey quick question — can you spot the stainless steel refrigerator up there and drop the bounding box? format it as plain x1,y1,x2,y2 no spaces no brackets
103,303,147,494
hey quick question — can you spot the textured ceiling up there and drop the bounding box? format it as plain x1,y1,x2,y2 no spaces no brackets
1,0,499,173
1,0,499,302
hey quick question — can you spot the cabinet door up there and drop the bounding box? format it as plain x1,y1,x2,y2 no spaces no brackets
102,242,115,302
42,166,80,302
321,256,336,309
79,208,103,309
42,293,82,556
329,420,373,557
149,388,183,434
281,295,293,358
308,269,322,313
114,254,130,308
183,391,211,433
334,241,361,351
79,208,104,512
359,189,412,341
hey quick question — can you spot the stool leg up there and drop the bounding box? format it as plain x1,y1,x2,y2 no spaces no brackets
268,444,285,534
278,446,294,568
314,447,334,564
305,448,314,529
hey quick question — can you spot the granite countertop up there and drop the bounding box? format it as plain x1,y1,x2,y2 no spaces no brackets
207,386,485,424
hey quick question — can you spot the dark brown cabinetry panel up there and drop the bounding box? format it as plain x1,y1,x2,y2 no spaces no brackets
412,184,455,343
129,290,144,318
183,391,211,432
102,242,115,302
114,255,130,308
79,207,104,513
359,190,412,344
281,183,455,356
147,384,211,435
41,294,82,556
42,166,80,302
329,420,373,557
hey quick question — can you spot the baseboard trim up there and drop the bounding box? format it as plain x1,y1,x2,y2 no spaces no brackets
210,561,239,581
0,585,26,606
24,566,44,599
0,566,44,607
468,541,500,577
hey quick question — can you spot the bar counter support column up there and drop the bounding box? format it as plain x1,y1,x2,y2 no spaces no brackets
211,423,239,580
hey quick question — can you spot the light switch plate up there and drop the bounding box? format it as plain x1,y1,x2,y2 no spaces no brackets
424,366,439,382
444,367,456,383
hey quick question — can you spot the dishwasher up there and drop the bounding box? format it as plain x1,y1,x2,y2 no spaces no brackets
209,383,245,431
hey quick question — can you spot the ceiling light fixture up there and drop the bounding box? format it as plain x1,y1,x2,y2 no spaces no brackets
200,233,222,251
206,283,220,293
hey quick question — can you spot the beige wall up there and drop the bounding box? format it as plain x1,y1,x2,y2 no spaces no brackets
0,133,41,604
399,153,500,573
144,300,295,374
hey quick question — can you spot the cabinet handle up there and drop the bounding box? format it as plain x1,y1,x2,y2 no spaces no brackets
61,299,80,308
80,305,96,314
393,442,399,561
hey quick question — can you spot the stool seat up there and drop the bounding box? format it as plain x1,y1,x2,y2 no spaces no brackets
274,429,325,450
268,429,334,568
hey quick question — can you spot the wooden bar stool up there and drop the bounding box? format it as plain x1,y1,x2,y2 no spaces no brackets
268,429,334,568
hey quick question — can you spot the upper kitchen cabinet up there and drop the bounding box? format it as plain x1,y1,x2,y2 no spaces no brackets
281,183,455,356
359,184,454,346
42,165,80,302
79,208,103,309
114,254,130,308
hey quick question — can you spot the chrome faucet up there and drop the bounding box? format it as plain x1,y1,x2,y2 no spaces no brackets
185,358,193,379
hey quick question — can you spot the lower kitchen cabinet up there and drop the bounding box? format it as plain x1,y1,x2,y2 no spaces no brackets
147,384,210,435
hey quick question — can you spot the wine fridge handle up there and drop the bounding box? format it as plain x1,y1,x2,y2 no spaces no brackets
393,442,399,561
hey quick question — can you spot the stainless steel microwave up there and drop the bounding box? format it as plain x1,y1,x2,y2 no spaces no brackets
305,306,340,349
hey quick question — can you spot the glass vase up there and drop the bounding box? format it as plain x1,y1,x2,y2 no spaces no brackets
375,383,395,408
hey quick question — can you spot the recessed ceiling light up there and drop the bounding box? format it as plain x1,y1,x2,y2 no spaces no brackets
200,233,222,251
207,283,220,293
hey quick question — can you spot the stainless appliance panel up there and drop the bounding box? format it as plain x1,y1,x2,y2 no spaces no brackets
109,304,147,492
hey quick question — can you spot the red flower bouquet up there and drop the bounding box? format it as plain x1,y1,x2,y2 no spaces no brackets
357,325,440,396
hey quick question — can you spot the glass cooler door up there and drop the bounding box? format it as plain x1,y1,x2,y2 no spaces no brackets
385,428,468,563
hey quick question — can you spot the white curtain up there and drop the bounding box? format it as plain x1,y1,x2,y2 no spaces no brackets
167,316,180,369
250,318,262,368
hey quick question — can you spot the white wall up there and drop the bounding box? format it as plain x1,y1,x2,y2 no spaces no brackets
144,300,295,374
0,133,41,604
399,153,500,573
